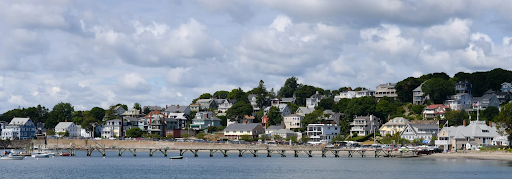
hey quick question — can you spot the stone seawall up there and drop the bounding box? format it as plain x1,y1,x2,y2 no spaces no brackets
29,139,322,150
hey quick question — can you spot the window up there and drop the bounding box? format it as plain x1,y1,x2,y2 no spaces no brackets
482,130,489,133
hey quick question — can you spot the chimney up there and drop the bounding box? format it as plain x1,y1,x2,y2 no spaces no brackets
177,104,180,109
463,120,466,126
166,105,168,109
489,121,492,127
65,119,67,122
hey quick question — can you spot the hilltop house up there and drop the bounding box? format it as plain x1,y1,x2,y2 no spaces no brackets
264,104,291,117
189,112,221,130
454,80,472,94
296,107,315,116
483,89,509,104
121,108,145,118
248,94,260,111
412,83,429,105
55,122,80,137
196,99,217,111
501,82,512,93
283,114,303,130
350,115,380,137
422,104,450,119
375,83,397,100
472,94,500,110
1,118,36,140
164,105,191,115
224,123,265,139
444,93,472,111
217,99,236,115
306,91,325,109
336,90,375,102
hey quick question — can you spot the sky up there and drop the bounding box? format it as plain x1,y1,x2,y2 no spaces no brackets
1,0,512,113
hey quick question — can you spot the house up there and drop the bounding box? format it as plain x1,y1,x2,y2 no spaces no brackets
501,82,512,93
55,122,80,137
248,94,260,111
280,97,296,104
265,125,283,135
190,103,200,112
484,89,509,104
355,90,375,98
189,112,221,130
217,99,236,115
306,124,340,145
263,104,291,117
454,80,472,94
325,112,343,125
78,125,91,138
143,105,163,112
350,115,381,137
422,104,450,119
121,108,145,118
113,106,127,116
412,83,428,105
306,91,324,109
1,118,36,140
271,129,297,139
196,99,217,111
241,115,255,123
296,107,315,116
400,123,438,142
335,91,357,101
167,112,189,129
101,119,122,138
435,121,500,151
164,105,191,115
379,117,410,136
472,94,500,110
374,83,397,100
223,123,265,139
142,110,179,137
444,93,473,111
283,114,303,130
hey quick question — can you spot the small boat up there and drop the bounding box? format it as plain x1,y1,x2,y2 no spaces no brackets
61,152,70,156
32,153,50,158
1,153,25,160
169,156,183,159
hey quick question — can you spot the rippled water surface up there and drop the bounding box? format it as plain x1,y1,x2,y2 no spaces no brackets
1,150,511,179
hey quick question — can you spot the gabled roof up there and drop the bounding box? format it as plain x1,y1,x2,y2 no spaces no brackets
273,129,295,134
425,104,450,109
225,123,262,131
445,121,499,139
196,99,214,103
248,94,256,100
9,118,31,126
297,107,314,114
472,94,496,102
280,98,295,103
410,120,438,125
144,106,162,111
55,122,74,129
164,105,189,113
266,125,283,130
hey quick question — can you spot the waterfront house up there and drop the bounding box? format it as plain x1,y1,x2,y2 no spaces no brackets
1,118,36,140
379,117,410,136
164,105,191,116
283,114,303,130
435,121,500,151
400,123,438,142
350,115,380,137
101,119,122,138
271,129,297,139
167,112,189,129
189,112,221,130
265,125,283,135
422,104,450,119
306,124,340,144
374,83,397,100
224,123,265,139
444,93,473,111
296,107,314,116
55,122,80,137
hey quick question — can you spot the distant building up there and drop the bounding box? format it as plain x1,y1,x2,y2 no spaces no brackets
164,105,191,116
454,80,472,95
350,115,380,137
335,90,375,102
379,117,410,136
306,91,325,109
1,118,36,140
55,122,80,137
501,82,512,93
271,129,297,139
483,89,509,105
265,125,283,135
412,83,428,105
435,121,501,151
306,124,340,145
196,99,217,111
422,104,450,119
263,104,291,117
283,114,303,130
296,107,314,116
224,123,265,139
444,93,472,111
189,112,221,130
374,83,397,100
472,94,500,110
400,123,438,142
217,100,236,115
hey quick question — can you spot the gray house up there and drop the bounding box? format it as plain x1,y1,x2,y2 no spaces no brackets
164,105,191,115
472,94,500,110
400,123,438,143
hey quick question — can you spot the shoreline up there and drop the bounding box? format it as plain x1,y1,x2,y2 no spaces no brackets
420,151,512,161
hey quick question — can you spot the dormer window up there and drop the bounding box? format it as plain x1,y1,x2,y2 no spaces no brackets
482,130,489,133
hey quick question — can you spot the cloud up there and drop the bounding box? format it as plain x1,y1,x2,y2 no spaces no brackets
424,18,472,49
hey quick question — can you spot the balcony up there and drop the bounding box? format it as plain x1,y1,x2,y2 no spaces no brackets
350,121,367,126
350,127,364,131
435,140,449,145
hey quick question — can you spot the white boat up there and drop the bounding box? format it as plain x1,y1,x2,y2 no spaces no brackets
1,153,25,160
31,152,50,158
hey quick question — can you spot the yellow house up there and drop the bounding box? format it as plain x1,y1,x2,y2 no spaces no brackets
379,117,409,136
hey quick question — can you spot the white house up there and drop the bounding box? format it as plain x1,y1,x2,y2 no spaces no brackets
55,122,80,137
306,124,340,145
264,104,291,117
306,91,324,109
350,115,381,137
1,118,36,140
283,114,303,130
400,123,438,142
217,99,236,115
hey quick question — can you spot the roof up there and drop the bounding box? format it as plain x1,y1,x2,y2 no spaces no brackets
410,120,438,125
297,107,314,114
214,99,226,104
266,125,283,130
280,98,295,103
273,129,295,134
425,104,450,109
472,94,496,102
165,105,189,113
224,123,262,131
9,118,31,126
196,99,214,103
248,94,256,100
284,114,303,118
124,116,139,122
410,124,438,130
413,84,423,92
55,122,74,129
244,115,255,120
382,117,409,126
144,106,162,111
445,121,500,139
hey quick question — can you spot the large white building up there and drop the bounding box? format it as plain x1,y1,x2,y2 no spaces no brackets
306,124,340,145
55,122,81,137
350,115,381,137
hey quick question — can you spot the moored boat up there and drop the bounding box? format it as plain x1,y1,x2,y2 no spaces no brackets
32,153,50,158
61,152,70,156
169,156,183,159
1,153,25,160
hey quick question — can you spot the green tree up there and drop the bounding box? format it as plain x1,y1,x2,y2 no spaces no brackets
196,133,205,139
126,128,144,138
47,102,74,128
57,132,65,137
295,85,318,106
317,98,334,110
81,116,98,134
278,77,299,98
482,106,499,122
301,109,323,131
241,134,252,141
47,129,56,136
227,88,248,103
331,134,344,142
255,80,268,109
444,110,467,126
226,101,253,122
213,91,229,99
88,107,105,121
260,134,270,141
143,107,151,115
104,105,119,121
267,106,283,125
497,103,512,147
199,93,212,99
133,103,141,110
422,78,455,104
290,135,298,143
300,135,311,143
412,105,426,115
396,77,423,102
287,103,299,114
375,98,397,120
273,135,283,142
182,133,190,139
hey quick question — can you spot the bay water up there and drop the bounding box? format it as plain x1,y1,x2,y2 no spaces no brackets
1,150,511,178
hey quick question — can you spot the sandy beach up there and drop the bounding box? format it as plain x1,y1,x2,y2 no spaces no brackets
422,151,512,161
